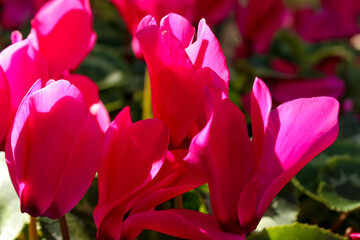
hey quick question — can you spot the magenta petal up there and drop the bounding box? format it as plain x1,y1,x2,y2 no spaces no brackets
97,107,132,207
129,151,207,216
109,118,168,201
186,19,229,86
0,67,11,149
9,80,91,217
256,96,339,218
95,115,170,238
251,77,272,167
136,24,194,73
190,86,253,233
152,65,204,147
0,33,48,112
132,15,157,58
95,112,170,225
32,0,96,77
237,181,259,233
66,74,110,132
137,21,205,147
42,111,102,218
160,13,195,48
121,209,245,240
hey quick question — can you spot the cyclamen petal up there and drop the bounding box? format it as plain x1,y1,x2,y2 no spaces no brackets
5,80,103,218
31,0,96,77
121,209,245,240
111,0,235,56
0,32,48,112
65,74,110,132
95,108,170,238
0,67,11,149
185,19,229,86
136,13,229,148
256,95,340,219
191,77,339,234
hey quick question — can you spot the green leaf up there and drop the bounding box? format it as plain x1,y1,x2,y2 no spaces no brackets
0,152,28,240
318,156,360,212
248,223,346,240
293,140,360,212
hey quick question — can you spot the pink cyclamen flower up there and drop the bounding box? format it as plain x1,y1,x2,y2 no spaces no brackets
0,0,47,29
190,78,339,234
5,80,103,219
294,0,360,42
30,0,96,77
94,107,236,239
136,13,229,148
0,32,48,150
235,0,289,55
111,0,235,57
0,0,106,147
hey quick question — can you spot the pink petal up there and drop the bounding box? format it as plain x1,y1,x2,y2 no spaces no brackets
251,77,272,168
132,15,157,58
190,86,253,233
0,67,11,149
121,209,245,240
256,96,339,218
136,24,194,73
101,118,169,203
95,112,170,231
0,33,48,112
97,107,132,207
185,19,229,87
152,65,204,148
137,21,205,147
65,74,110,132
31,0,96,77
9,80,91,217
129,150,207,216
160,13,195,49
42,110,103,218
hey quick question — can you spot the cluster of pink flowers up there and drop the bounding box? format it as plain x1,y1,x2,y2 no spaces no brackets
0,0,109,218
0,0,342,239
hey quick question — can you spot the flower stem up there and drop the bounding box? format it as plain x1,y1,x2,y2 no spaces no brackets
59,215,70,240
142,68,152,120
331,212,349,232
29,216,39,240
